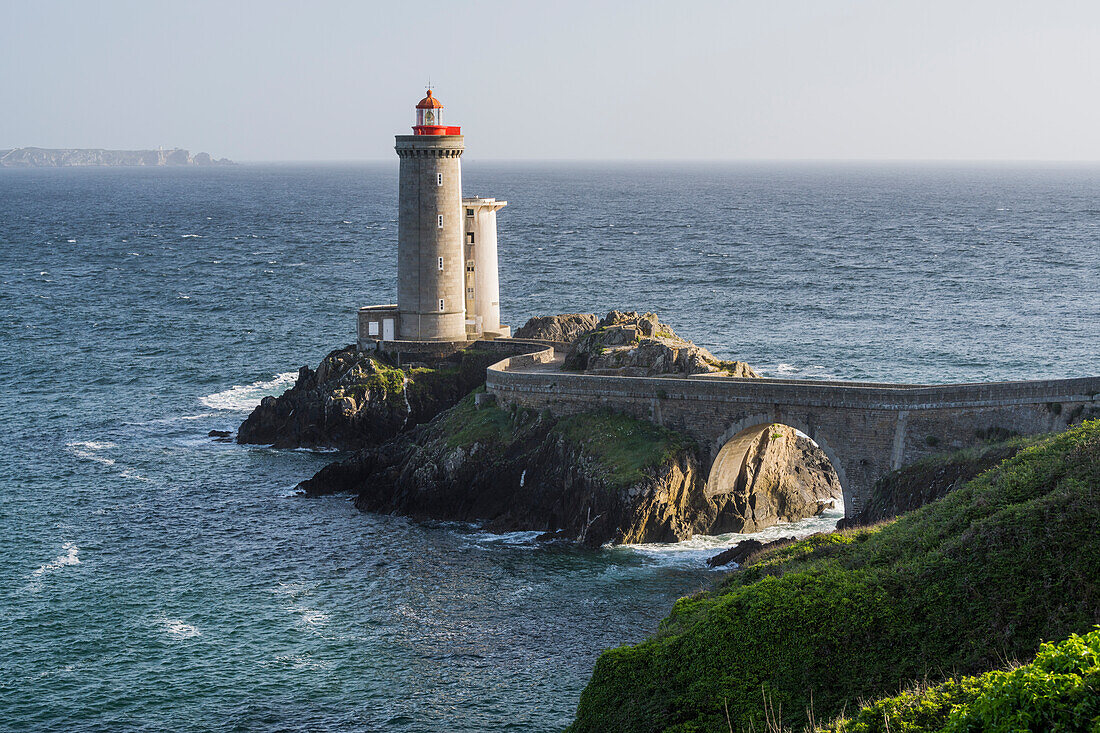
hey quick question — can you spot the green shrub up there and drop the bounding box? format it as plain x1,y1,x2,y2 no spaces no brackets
568,420,1100,732
822,628,1100,732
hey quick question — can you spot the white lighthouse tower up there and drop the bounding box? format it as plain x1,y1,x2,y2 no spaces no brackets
357,89,509,349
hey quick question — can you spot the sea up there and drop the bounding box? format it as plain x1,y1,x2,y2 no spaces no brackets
1,162,1097,731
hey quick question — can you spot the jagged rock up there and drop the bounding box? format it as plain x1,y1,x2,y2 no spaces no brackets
236,345,509,449
710,426,842,534
513,313,598,343
563,310,758,378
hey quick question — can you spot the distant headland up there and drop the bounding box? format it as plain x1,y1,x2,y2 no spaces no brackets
0,147,233,167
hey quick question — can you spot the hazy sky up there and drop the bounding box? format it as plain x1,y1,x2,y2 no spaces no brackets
3,1,1099,161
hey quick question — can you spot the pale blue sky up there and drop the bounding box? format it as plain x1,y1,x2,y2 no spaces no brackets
2,0,1098,161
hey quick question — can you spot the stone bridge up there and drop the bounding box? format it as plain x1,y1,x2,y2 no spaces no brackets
484,346,1100,517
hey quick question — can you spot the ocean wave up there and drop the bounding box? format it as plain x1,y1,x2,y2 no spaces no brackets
615,501,845,570
200,371,298,411
33,542,81,577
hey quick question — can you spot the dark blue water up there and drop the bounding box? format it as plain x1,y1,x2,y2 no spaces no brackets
1,163,1097,731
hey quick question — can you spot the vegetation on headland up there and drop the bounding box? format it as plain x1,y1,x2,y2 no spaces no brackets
434,391,692,491
567,420,1100,732
820,627,1100,733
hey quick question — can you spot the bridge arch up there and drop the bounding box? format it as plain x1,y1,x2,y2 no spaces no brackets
707,413,851,513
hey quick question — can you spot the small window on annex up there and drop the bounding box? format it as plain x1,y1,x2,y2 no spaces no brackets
438,299,445,312
437,215,444,228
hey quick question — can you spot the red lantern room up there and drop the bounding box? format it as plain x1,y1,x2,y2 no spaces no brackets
413,89,461,135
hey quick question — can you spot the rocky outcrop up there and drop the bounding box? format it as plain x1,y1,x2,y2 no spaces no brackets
710,425,842,534
513,313,598,343
0,147,232,167
297,397,843,546
706,536,801,568
237,345,509,449
563,311,758,378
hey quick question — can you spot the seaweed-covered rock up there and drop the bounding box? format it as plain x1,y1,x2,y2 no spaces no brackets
563,310,757,378
513,313,598,343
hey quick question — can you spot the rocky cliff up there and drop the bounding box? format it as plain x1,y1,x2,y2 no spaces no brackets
237,346,511,449
245,312,840,545
298,395,842,546
0,147,232,167
564,310,757,378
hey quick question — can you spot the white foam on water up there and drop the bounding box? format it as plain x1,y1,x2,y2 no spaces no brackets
776,363,798,374
181,234,202,238
200,371,298,412
293,606,329,627
159,617,201,639
471,530,543,546
615,500,846,570
66,441,117,466
67,239,76,243
32,542,81,577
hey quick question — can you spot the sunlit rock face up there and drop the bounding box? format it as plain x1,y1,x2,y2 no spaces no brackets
563,310,757,378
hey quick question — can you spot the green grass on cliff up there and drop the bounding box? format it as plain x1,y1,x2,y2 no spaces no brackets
567,420,1100,733
553,411,692,489
435,391,531,449
333,358,407,402
819,627,1100,733
433,397,692,490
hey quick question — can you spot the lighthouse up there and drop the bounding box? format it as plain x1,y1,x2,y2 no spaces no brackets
357,89,509,349
394,90,467,341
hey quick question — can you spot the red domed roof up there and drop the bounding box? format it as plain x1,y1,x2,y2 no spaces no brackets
416,90,444,109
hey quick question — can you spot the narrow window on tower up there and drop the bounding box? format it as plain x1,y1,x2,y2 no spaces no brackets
465,208,474,217
438,299,445,312
437,215,444,229
438,257,444,271
466,232,475,244
437,173,443,186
